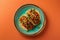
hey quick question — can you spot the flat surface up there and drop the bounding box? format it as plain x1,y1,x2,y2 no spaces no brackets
0,0,60,40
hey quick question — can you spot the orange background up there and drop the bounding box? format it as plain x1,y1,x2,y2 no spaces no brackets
0,0,60,40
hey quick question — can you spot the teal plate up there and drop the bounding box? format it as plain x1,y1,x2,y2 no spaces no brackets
14,4,45,36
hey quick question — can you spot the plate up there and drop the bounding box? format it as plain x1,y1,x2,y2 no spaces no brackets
14,4,46,36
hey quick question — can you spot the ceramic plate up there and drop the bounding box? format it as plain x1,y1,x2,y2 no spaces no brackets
14,4,46,36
